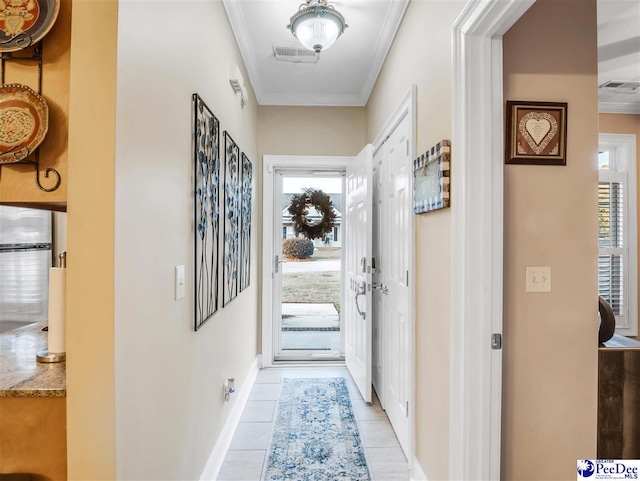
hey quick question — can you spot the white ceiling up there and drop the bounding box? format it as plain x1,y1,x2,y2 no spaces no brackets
223,0,409,106
598,0,640,113
224,0,640,112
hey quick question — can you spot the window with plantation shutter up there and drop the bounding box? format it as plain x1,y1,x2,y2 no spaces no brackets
598,134,637,336
598,179,625,317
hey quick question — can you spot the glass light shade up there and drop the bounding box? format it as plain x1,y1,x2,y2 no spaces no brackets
288,3,347,54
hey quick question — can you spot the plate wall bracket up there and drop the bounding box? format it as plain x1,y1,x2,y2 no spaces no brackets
0,40,61,193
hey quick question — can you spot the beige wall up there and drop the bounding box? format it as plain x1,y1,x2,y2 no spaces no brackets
258,106,366,157
365,1,465,478
113,1,259,479
66,0,118,478
599,113,640,328
257,105,366,349
502,0,599,478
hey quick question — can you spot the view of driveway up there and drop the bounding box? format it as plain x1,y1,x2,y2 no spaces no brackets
281,247,341,351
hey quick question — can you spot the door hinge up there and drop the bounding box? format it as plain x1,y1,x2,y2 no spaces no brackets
406,270,409,286
406,139,409,156
405,401,409,417
492,333,502,350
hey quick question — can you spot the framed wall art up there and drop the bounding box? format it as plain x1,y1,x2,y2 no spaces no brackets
223,131,240,306
239,153,252,292
413,139,451,214
505,100,568,165
192,93,220,331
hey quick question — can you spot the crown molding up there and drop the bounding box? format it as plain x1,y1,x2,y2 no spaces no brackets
359,0,410,105
599,101,640,114
222,0,264,103
224,0,408,107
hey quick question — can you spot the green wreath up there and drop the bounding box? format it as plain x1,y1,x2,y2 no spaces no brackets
288,189,337,240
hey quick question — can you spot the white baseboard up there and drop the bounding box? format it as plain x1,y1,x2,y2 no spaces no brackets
410,457,428,481
200,354,261,480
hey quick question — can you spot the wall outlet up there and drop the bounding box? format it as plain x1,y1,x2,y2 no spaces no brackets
175,265,185,300
525,266,551,293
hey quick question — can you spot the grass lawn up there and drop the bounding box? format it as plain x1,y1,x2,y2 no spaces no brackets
282,271,341,312
282,247,342,311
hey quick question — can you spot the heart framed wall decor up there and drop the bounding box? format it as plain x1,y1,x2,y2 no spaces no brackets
505,101,568,165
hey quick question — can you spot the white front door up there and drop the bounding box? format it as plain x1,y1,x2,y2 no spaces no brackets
344,144,373,402
372,114,411,456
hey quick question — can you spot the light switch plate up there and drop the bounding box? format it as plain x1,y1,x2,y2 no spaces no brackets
175,265,185,300
526,266,551,293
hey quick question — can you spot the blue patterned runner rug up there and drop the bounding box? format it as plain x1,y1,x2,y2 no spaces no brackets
263,377,371,481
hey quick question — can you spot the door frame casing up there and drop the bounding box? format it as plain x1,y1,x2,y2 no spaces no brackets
598,133,638,336
450,0,535,479
261,155,353,367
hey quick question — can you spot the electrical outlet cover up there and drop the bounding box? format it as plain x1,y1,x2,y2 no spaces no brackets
175,265,185,300
525,266,551,293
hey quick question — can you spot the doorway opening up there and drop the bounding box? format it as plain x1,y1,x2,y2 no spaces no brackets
273,171,345,362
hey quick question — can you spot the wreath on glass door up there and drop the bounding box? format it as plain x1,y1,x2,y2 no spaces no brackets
288,189,336,240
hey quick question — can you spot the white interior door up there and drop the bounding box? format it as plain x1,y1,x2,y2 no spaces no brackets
375,114,411,456
344,144,373,402
372,148,385,403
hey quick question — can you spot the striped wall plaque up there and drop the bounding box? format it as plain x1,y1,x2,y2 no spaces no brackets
413,139,451,214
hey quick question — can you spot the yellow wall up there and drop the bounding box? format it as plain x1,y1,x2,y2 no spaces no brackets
66,0,118,479
365,1,465,478
502,0,599,478
599,113,640,330
0,0,71,204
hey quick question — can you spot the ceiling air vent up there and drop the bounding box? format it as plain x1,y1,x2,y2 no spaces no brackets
599,81,640,94
273,46,319,64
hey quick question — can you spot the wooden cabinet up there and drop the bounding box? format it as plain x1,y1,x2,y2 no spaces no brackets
598,335,640,458
0,397,67,480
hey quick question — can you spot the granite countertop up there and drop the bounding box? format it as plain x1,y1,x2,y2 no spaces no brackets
0,321,66,397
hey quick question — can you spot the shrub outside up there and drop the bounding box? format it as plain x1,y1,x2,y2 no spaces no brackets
283,237,315,259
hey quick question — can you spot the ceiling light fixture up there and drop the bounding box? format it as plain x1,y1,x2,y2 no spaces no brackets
287,0,348,55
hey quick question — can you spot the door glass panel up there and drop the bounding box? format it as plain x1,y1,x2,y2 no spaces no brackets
276,174,344,360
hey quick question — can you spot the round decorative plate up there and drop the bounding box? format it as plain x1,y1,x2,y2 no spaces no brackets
0,83,48,164
0,0,60,52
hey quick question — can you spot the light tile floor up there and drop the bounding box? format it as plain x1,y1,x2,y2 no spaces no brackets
218,366,409,481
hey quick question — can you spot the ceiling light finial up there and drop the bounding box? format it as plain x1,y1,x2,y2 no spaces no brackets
287,0,348,55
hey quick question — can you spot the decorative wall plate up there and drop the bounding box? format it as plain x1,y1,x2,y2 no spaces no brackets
0,0,60,52
0,83,48,164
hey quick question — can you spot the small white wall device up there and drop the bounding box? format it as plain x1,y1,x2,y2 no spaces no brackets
224,376,235,402
229,65,248,108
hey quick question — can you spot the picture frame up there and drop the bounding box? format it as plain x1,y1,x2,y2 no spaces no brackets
413,139,451,214
505,100,568,165
239,153,252,293
192,93,221,331
222,131,240,307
